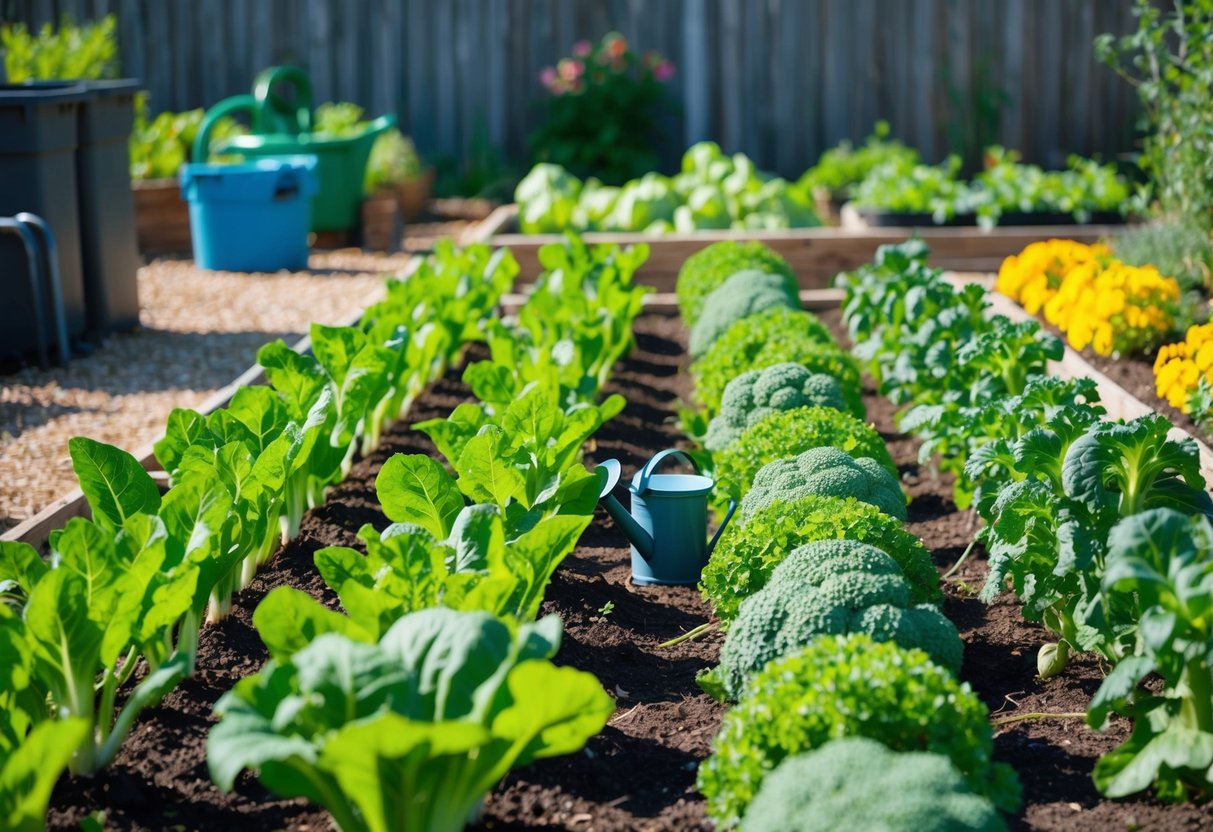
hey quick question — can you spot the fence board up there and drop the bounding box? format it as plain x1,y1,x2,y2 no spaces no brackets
3,0,1144,178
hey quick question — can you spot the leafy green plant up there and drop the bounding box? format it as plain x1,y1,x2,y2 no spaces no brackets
463,237,650,408
969,147,1129,228
676,240,798,325
701,539,961,701
714,407,896,502
1090,508,1213,801
697,634,1020,828
702,362,848,453
852,155,975,223
691,307,860,416
702,495,941,626
528,32,674,184
364,128,425,193
128,94,246,182
210,609,613,832
740,738,1007,832
2,15,118,81
798,121,920,201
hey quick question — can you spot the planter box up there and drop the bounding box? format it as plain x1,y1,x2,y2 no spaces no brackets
132,178,192,253
851,205,1126,229
395,168,435,223
469,204,1124,290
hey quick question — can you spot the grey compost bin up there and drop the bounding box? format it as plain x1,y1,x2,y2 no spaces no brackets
75,79,142,336
0,82,87,360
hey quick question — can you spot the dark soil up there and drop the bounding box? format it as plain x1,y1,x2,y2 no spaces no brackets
46,309,1213,831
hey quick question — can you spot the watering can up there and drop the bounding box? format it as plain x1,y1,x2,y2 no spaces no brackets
596,449,737,586
192,66,395,232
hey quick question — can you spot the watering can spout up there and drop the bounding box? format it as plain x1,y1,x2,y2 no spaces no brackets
595,461,656,560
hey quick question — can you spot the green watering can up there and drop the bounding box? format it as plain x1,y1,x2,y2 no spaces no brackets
193,65,395,232
596,449,737,586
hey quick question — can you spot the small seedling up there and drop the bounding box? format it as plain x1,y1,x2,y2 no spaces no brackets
597,601,615,617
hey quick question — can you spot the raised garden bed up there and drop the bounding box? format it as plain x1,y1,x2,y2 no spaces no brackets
469,205,1121,288
39,298,1213,831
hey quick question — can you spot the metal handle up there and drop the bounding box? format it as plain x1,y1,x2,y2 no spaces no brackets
634,448,700,494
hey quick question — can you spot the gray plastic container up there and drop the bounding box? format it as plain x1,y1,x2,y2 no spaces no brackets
75,79,142,336
0,83,87,359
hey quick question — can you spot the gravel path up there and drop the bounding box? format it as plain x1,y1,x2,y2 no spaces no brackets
0,250,406,532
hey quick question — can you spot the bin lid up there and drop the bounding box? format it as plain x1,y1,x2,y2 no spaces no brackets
179,155,320,202
0,82,89,104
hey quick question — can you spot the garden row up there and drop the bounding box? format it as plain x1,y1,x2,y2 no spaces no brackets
0,235,651,832
660,235,1213,828
514,135,1128,236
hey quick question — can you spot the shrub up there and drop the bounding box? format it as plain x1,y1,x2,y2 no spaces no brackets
676,241,798,325
691,308,859,415
739,445,906,521
688,270,798,358
740,738,1006,832
714,407,895,501
697,634,1021,828
703,363,850,452
702,494,941,625
703,538,962,701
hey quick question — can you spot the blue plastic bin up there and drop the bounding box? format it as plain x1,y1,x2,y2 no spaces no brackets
179,155,318,272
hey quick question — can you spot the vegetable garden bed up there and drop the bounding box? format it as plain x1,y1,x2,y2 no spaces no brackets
41,300,1213,831
470,205,1120,288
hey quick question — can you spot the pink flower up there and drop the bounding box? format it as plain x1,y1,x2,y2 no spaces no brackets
653,60,675,82
539,66,558,88
558,58,584,80
572,39,592,57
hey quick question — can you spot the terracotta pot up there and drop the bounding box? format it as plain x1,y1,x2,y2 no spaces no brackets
132,178,192,252
361,190,402,252
395,167,436,222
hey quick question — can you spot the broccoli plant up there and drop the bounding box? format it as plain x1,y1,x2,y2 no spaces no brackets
701,539,961,701
702,362,852,452
697,634,1021,828
689,270,799,358
691,307,859,416
714,407,896,502
1090,509,1213,802
676,240,798,325
741,738,1007,832
702,495,941,625
739,446,906,521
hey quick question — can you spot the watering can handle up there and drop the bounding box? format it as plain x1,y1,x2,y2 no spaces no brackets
706,498,738,559
252,65,314,134
192,94,257,164
634,448,700,494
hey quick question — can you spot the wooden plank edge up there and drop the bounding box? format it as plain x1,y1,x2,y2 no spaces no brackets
4,281,397,549
943,272,1213,484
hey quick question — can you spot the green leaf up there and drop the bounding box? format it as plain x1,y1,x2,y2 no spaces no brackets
253,586,372,661
455,428,526,509
69,437,161,531
376,454,464,539
154,408,208,476
0,541,47,598
0,717,89,832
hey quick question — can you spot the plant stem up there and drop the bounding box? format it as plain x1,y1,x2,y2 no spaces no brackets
658,622,717,649
991,711,1087,727
943,537,978,580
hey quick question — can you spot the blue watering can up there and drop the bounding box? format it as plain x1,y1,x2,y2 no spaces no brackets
596,449,737,586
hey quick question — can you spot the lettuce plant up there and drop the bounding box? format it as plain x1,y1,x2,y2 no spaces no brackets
209,609,613,832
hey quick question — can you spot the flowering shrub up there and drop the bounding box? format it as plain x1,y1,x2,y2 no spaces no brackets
1154,324,1213,426
529,32,674,185
996,240,1179,357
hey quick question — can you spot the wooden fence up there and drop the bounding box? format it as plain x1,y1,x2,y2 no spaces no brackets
3,0,1143,178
